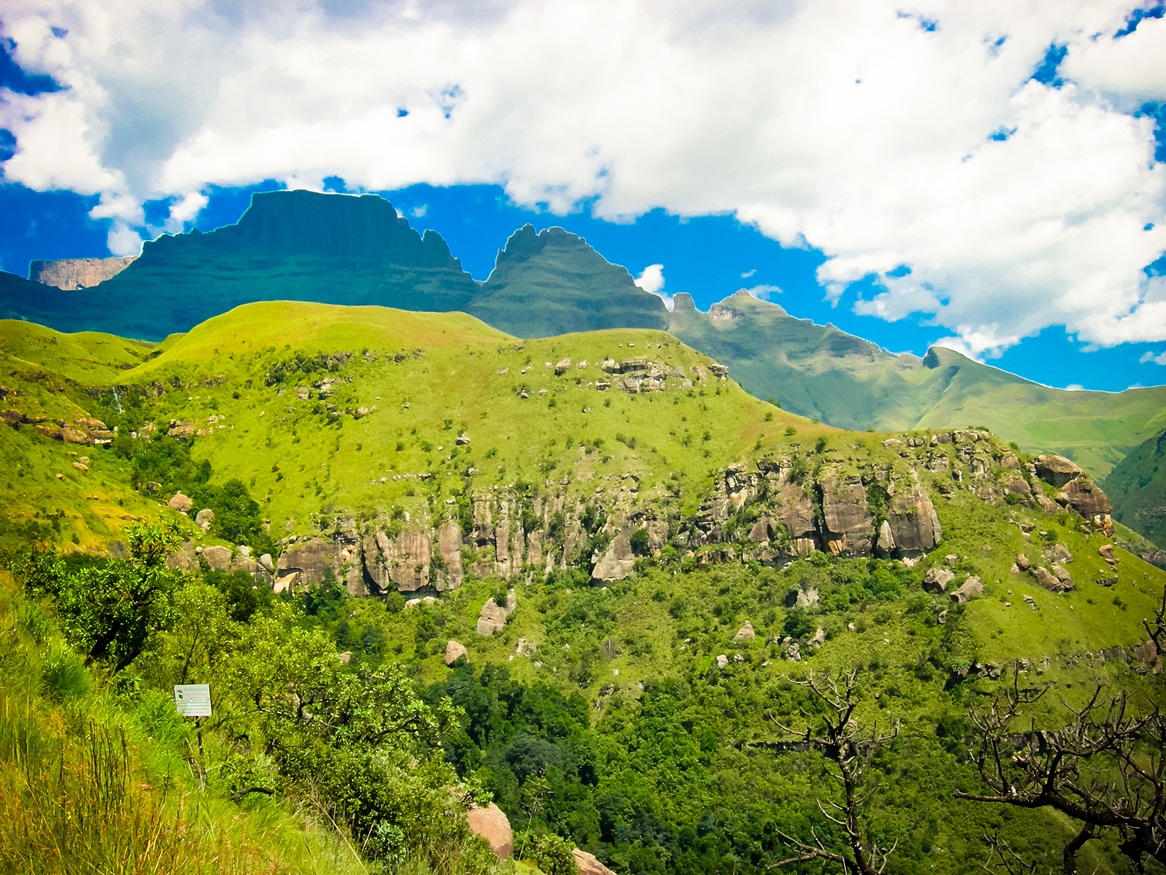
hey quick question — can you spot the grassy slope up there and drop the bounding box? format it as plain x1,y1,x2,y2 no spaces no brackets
0,571,368,875
115,301,825,532
2,304,1164,872
1104,428,1166,547
670,293,1166,479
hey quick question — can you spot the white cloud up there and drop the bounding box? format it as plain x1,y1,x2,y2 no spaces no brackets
2,0,1165,354
107,220,143,257
410,204,428,219
1141,350,1166,365
634,263,665,294
634,263,672,309
740,268,756,279
745,284,782,301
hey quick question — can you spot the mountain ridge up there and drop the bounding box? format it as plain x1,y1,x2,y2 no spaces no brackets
4,189,1164,544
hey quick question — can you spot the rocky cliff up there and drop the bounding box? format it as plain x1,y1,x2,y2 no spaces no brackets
244,430,1113,599
30,256,138,290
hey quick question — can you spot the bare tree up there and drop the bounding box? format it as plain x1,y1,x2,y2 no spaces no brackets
954,654,1166,873
766,668,899,874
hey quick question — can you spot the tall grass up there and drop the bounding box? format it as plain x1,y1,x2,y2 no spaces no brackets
0,575,370,875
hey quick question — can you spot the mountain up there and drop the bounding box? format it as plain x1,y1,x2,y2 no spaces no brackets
468,225,668,337
4,189,1165,545
1105,427,1166,548
668,290,1166,481
3,190,479,339
2,305,1163,875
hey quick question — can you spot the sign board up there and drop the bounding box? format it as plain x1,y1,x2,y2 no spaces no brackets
174,684,212,718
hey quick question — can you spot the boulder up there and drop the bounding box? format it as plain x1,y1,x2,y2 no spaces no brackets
1056,477,1113,528
715,654,729,669
1051,564,1073,586
554,358,572,375
734,621,756,642
1031,565,1070,592
1099,544,1116,565
195,508,215,531
573,849,618,875
201,545,234,571
1016,553,1032,571
476,591,516,636
795,586,820,608
466,803,512,859
444,640,468,665
1034,454,1082,487
167,492,193,513
922,567,954,593
950,577,983,604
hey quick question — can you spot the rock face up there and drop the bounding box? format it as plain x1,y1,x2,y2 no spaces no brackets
592,529,635,582
237,428,1115,601
573,849,619,875
30,256,137,289
466,803,512,859
476,591,516,636
444,640,468,666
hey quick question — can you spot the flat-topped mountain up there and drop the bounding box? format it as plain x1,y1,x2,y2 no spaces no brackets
3,190,1164,548
2,190,480,338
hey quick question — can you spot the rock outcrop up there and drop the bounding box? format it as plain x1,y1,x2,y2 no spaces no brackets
477,591,516,636
573,849,619,875
30,256,137,290
466,803,512,859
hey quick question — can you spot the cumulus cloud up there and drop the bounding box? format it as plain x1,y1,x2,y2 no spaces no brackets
745,284,782,301
1141,350,1166,365
634,263,665,295
634,263,672,309
1,0,1165,353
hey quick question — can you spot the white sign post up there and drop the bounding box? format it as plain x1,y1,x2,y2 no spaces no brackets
173,684,212,717
174,684,212,789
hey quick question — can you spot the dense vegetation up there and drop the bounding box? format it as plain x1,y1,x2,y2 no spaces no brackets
1,305,1164,874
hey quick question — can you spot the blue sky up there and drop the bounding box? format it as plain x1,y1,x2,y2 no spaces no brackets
2,2,1166,393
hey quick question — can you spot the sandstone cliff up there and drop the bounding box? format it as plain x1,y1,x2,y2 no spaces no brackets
30,257,137,290
249,429,1112,599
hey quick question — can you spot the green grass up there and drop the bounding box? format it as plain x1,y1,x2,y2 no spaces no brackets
0,571,369,875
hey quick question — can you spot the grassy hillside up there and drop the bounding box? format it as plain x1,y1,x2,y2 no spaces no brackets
1,303,1164,874
110,301,823,533
1105,428,1166,547
670,291,1166,480
0,570,371,875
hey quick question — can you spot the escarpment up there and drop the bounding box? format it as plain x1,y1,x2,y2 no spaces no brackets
235,430,1114,598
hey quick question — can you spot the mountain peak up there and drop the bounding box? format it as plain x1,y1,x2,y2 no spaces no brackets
492,224,592,270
